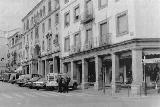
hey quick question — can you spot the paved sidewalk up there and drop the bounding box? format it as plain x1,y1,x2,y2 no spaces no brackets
73,87,160,99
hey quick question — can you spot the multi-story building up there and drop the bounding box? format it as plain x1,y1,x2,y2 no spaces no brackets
60,0,160,95
21,0,61,77
7,30,23,73
0,31,8,74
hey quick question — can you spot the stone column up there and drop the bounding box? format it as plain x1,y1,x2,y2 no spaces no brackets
111,53,120,93
60,59,64,73
38,60,42,75
53,57,58,73
45,60,49,77
131,49,143,95
95,55,103,90
82,59,88,90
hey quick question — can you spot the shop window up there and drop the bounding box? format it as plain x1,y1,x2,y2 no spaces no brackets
116,11,128,36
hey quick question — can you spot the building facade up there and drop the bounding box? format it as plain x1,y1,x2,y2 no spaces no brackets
20,0,160,95
7,30,23,73
22,0,61,77
60,0,160,94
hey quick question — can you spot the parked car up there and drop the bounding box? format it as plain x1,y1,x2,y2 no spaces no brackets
25,74,42,88
32,78,47,90
45,73,78,90
16,74,40,87
45,73,59,90
2,73,11,82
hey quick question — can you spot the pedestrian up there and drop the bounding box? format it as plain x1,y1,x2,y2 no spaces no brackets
61,77,66,93
57,76,62,93
65,76,70,93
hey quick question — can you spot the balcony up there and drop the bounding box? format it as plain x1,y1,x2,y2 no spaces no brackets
81,12,94,24
99,33,112,47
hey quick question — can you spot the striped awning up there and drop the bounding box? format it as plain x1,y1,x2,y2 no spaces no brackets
143,49,160,55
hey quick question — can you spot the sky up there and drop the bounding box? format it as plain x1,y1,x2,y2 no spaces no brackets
0,0,41,32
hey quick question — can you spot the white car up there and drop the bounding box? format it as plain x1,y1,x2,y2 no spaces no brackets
45,73,59,90
45,73,78,90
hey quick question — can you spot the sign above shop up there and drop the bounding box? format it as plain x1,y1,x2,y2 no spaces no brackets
142,58,160,64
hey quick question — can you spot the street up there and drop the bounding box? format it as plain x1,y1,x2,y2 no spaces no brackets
0,82,159,107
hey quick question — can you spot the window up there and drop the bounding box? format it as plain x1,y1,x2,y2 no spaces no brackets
48,38,52,50
100,20,109,43
74,5,80,21
48,18,51,30
64,12,70,27
27,35,29,41
116,11,128,36
74,33,80,47
43,6,46,16
42,40,45,51
55,13,59,24
40,9,43,17
64,37,70,52
42,23,45,33
86,0,93,17
99,0,107,9
31,31,33,40
48,0,52,13
85,28,92,43
35,26,39,39
53,34,59,46
26,19,29,30
55,0,60,9
65,0,69,4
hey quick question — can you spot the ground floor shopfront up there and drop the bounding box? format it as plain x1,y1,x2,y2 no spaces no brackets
61,38,160,95
22,53,60,78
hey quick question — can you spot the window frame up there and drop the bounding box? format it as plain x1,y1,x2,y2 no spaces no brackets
64,36,70,52
65,0,69,4
48,18,52,30
116,10,129,37
98,0,107,10
99,19,109,40
64,11,70,27
73,4,80,22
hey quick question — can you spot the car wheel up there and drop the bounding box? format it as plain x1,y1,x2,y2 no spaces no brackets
29,86,32,89
36,88,39,90
73,83,78,90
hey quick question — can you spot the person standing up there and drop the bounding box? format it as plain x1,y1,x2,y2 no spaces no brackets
57,76,62,93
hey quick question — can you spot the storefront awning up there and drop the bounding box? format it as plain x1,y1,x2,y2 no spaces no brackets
143,49,160,55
